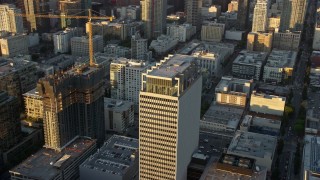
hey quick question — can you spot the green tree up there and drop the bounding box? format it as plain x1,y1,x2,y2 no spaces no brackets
284,105,294,117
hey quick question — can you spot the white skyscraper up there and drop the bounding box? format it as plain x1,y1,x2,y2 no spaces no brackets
252,0,270,32
110,58,150,111
139,54,202,180
0,4,24,33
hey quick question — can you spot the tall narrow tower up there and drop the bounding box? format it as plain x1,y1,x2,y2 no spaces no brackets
280,0,307,32
139,54,202,180
0,4,24,33
237,0,249,30
252,0,269,32
141,0,167,39
185,0,202,31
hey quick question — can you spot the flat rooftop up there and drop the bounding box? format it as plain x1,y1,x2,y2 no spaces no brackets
148,54,196,78
200,154,267,180
303,135,320,175
251,91,286,101
0,57,36,77
234,50,268,66
227,131,277,159
23,88,42,99
10,137,96,180
265,50,297,68
202,104,244,128
255,83,290,96
111,58,149,70
215,76,252,94
104,98,133,112
80,135,138,176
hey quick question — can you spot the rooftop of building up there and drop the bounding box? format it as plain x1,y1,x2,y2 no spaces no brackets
233,50,268,65
200,153,267,180
80,135,138,176
303,135,320,175
311,51,320,69
265,50,297,68
202,103,244,128
227,131,277,158
104,98,133,112
0,90,16,105
255,83,290,97
215,76,252,94
0,56,36,77
71,35,102,42
241,115,281,136
147,54,197,78
251,90,286,101
53,27,82,35
23,88,42,99
179,41,202,55
10,137,96,180
111,58,149,69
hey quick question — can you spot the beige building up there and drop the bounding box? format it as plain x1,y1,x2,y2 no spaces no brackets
0,34,29,57
215,76,252,107
268,17,280,29
201,23,225,42
70,35,103,56
273,31,301,51
0,4,23,33
280,0,307,32
247,32,273,52
228,0,238,12
139,54,202,180
252,0,270,33
23,89,43,120
250,90,286,116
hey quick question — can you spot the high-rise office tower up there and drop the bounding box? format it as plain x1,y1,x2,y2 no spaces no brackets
139,54,202,180
141,0,167,39
0,4,24,33
252,0,269,33
280,0,307,32
237,0,249,30
15,0,49,32
0,91,21,152
212,0,231,12
185,0,202,31
37,65,105,151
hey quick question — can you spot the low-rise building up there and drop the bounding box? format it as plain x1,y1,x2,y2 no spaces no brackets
225,30,245,41
104,98,134,133
240,115,281,136
250,90,286,116
247,32,273,53
104,44,131,58
23,88,43,120
200,154,268,180
305,108,320,135
71,35,104,56
149,35,178,55
39,54,76,74
10,137,97,180
0,57,38,106
302,135,320,180
215,76,252,107
200,103,244,138
227,131,277,171
273,31,301,51
53,27,83,54
0,34,28,57
80,135,138,180
201,22,225,42
268,17,280,30
263,50,297,83
232,50,268,80
167,23,196,42
201,5,221,18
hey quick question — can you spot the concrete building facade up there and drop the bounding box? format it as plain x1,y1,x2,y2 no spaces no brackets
71,35,103,56
166,23,196,42
273,31,301,51
139,54,202,180
247,32,273,52
185,0,202,31
201,23,225,42
0,4,23,33
0,34,29,57
53,27,82,54
252,0,269,33
141,0,167,39
149,35,178,55
280,0,307,32
104,98,134,133
23,89,43,120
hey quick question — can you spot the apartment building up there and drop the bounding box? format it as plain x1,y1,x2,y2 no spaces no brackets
201,23,225,42
71,35,103,56
0,34,29,57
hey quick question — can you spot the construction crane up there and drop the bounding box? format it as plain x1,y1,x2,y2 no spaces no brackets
15,9,113,67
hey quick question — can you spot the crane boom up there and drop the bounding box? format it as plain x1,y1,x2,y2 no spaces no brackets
14,10,113,67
